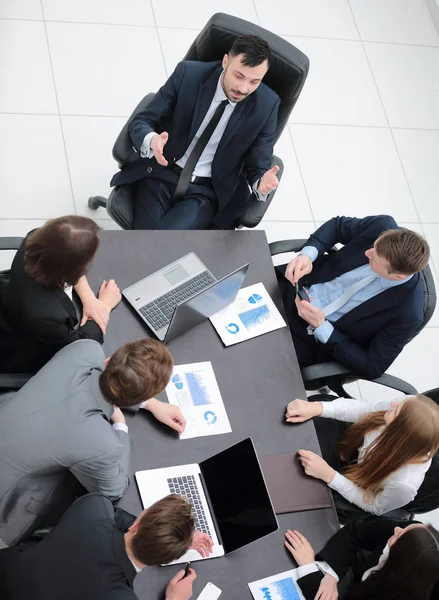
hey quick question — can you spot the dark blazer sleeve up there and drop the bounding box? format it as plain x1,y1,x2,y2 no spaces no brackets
304,215,397,258
324,308,422,379
33,310,104,347
244,96,280,187
296,571,325,600
315,518,409,580
129,61,186,150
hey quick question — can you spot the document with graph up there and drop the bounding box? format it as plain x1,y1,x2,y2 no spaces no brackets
248,568,305,600
165,361,232,440
209,282,286,346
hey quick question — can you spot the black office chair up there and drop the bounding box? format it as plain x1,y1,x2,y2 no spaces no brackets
309,386,439,524
87,12,309,230
0,236,34,392
270,238,437,397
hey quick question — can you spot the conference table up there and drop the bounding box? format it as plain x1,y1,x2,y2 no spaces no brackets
87,229,339,600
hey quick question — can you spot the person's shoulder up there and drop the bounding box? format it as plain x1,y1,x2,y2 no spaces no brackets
32,340,105,381
256,80,279,104
68,493,115,522
174,60,220,77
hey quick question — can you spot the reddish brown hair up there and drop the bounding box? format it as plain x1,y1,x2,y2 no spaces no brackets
99,338,173,408
375,228,430,275
24,215,101,288
339,395,439,497
131,494,194,565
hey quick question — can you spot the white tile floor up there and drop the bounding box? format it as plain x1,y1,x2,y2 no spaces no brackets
0,0,438,525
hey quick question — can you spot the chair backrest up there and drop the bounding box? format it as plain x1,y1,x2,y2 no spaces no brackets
410,264,437,340
183,13,309,144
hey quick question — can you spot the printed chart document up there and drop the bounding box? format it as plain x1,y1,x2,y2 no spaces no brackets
165,362,232,440
248,568,305,600
210,283,286,346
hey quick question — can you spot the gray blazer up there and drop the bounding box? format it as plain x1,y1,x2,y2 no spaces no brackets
0,340,132,545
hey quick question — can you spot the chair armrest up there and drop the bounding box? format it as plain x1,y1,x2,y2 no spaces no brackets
269,239,308,256
238,155,284,229
302,362,418,396
0,237,23,251
0,373,32,391
112,93,156,167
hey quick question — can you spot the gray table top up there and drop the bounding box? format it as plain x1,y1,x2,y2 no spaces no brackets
87,230,339,600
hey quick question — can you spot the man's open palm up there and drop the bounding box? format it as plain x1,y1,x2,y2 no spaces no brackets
150,132,169,166
258,165,279,195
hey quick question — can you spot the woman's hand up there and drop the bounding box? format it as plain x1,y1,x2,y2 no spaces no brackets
284,529,315,565
98,279,121,310
286,399,323,423
298,450,335,484
315,574,338,600
80,296,110,334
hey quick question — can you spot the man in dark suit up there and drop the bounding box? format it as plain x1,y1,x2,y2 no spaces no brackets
111,35,280,230
0,493,213,600
277,215,430,379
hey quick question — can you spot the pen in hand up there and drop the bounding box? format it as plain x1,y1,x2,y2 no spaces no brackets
184,562,191,578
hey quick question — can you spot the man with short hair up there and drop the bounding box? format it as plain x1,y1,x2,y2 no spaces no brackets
277,215,430,379
0,338,186,546
0,493,213,600
111,34,280,230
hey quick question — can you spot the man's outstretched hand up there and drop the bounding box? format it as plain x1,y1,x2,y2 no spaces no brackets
258,165,279,196
150,132,169,166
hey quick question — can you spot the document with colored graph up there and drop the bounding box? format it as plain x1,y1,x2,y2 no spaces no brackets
248,568,305,600
165,361,232,440
209,282,286,346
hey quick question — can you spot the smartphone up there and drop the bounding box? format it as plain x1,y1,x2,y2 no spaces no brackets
295,282,311,302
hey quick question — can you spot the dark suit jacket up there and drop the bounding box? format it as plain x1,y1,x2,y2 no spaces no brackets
0,232,103,373
111,60,280,228
0,494,138,600
278,215,424,379
297,518,420,600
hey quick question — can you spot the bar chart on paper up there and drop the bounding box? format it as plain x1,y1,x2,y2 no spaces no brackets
166,362,232,440
248,569,305,600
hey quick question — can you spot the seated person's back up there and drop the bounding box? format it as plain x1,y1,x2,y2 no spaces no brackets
0,493,202,600
0,337,186,546
277,215,430,379
0,215,121,373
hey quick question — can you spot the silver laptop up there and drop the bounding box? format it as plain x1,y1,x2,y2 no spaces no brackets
135,438,278,565
123,253,248,343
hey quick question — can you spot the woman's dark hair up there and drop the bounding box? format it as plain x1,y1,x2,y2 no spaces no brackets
24,215,101,288
229,34,271,68
346,524,439,600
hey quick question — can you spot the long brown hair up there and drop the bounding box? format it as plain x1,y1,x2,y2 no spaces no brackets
346,524,439,600
339,395,439,497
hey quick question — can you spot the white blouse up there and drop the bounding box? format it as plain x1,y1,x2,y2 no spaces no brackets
320,395,431,515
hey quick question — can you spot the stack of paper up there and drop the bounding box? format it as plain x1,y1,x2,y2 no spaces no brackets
248,569,305,600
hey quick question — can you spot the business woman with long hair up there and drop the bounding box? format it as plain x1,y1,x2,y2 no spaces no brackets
285,518,439,600
0,215,121,373
285,394,439,515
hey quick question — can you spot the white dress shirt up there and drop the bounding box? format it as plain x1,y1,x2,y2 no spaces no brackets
320,395,431,515
140,72,266,200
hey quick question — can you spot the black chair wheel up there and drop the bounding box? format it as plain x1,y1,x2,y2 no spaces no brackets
88,196,107,210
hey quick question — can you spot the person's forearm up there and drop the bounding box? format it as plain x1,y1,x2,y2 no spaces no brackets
73,275,96,304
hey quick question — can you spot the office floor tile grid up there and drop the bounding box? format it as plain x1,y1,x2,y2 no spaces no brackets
0,0,438,526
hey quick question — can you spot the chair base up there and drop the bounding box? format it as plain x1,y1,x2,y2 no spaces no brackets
88,196,108,210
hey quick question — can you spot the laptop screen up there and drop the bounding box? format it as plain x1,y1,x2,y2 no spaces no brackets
199,438,278,554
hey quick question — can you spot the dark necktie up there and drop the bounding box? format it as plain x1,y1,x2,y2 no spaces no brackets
172,99,229,202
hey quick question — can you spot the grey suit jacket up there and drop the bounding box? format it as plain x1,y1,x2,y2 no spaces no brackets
0,340,132,546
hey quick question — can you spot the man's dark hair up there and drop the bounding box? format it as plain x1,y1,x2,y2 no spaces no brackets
375,228,430,275
24,215,101,289
229,34,271,68
131,494,194,565
99,338,174,408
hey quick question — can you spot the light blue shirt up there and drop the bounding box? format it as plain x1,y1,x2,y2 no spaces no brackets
300,246,412,343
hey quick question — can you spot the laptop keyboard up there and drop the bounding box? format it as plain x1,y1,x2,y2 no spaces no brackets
167,475,212,537
139,270,216,330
